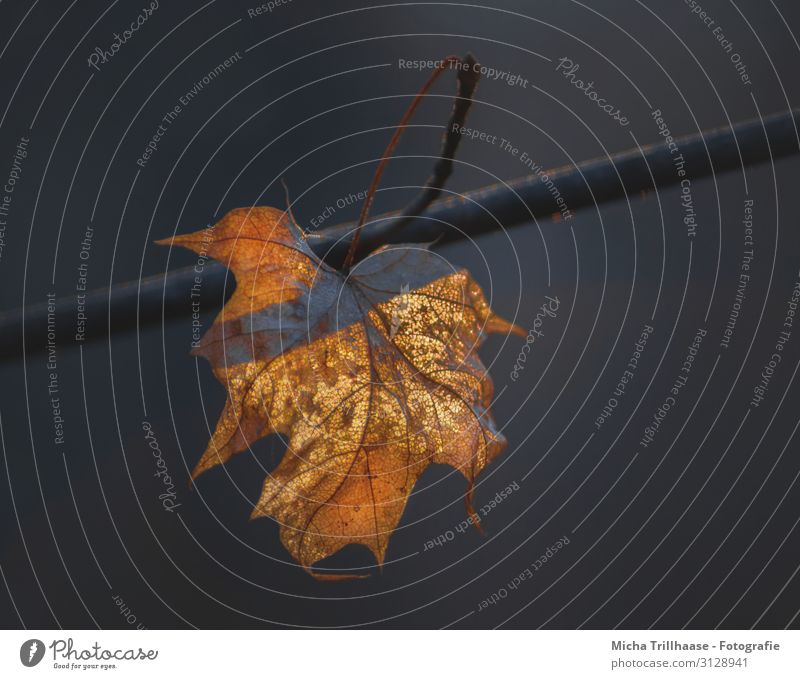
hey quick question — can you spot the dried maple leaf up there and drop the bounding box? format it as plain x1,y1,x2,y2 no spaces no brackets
159,55,524,576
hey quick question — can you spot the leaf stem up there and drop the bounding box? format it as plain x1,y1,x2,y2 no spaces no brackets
342,54,469,269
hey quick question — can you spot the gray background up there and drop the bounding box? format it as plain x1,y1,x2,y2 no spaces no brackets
1,0,799,629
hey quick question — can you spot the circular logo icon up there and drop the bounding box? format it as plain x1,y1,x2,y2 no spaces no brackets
20,639,45,667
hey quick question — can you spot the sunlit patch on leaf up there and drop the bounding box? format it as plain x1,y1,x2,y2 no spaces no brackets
158,53,523,577
159,207,523,575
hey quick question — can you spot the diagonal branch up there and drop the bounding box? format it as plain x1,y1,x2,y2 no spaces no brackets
1,108,798,360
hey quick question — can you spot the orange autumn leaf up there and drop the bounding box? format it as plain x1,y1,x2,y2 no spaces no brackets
159,206,523,575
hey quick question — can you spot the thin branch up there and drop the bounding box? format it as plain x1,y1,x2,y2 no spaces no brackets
1,108,798,360
375,53,480,244
343,54,471,268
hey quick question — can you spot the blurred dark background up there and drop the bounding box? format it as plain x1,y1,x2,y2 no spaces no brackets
1,0,800,629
